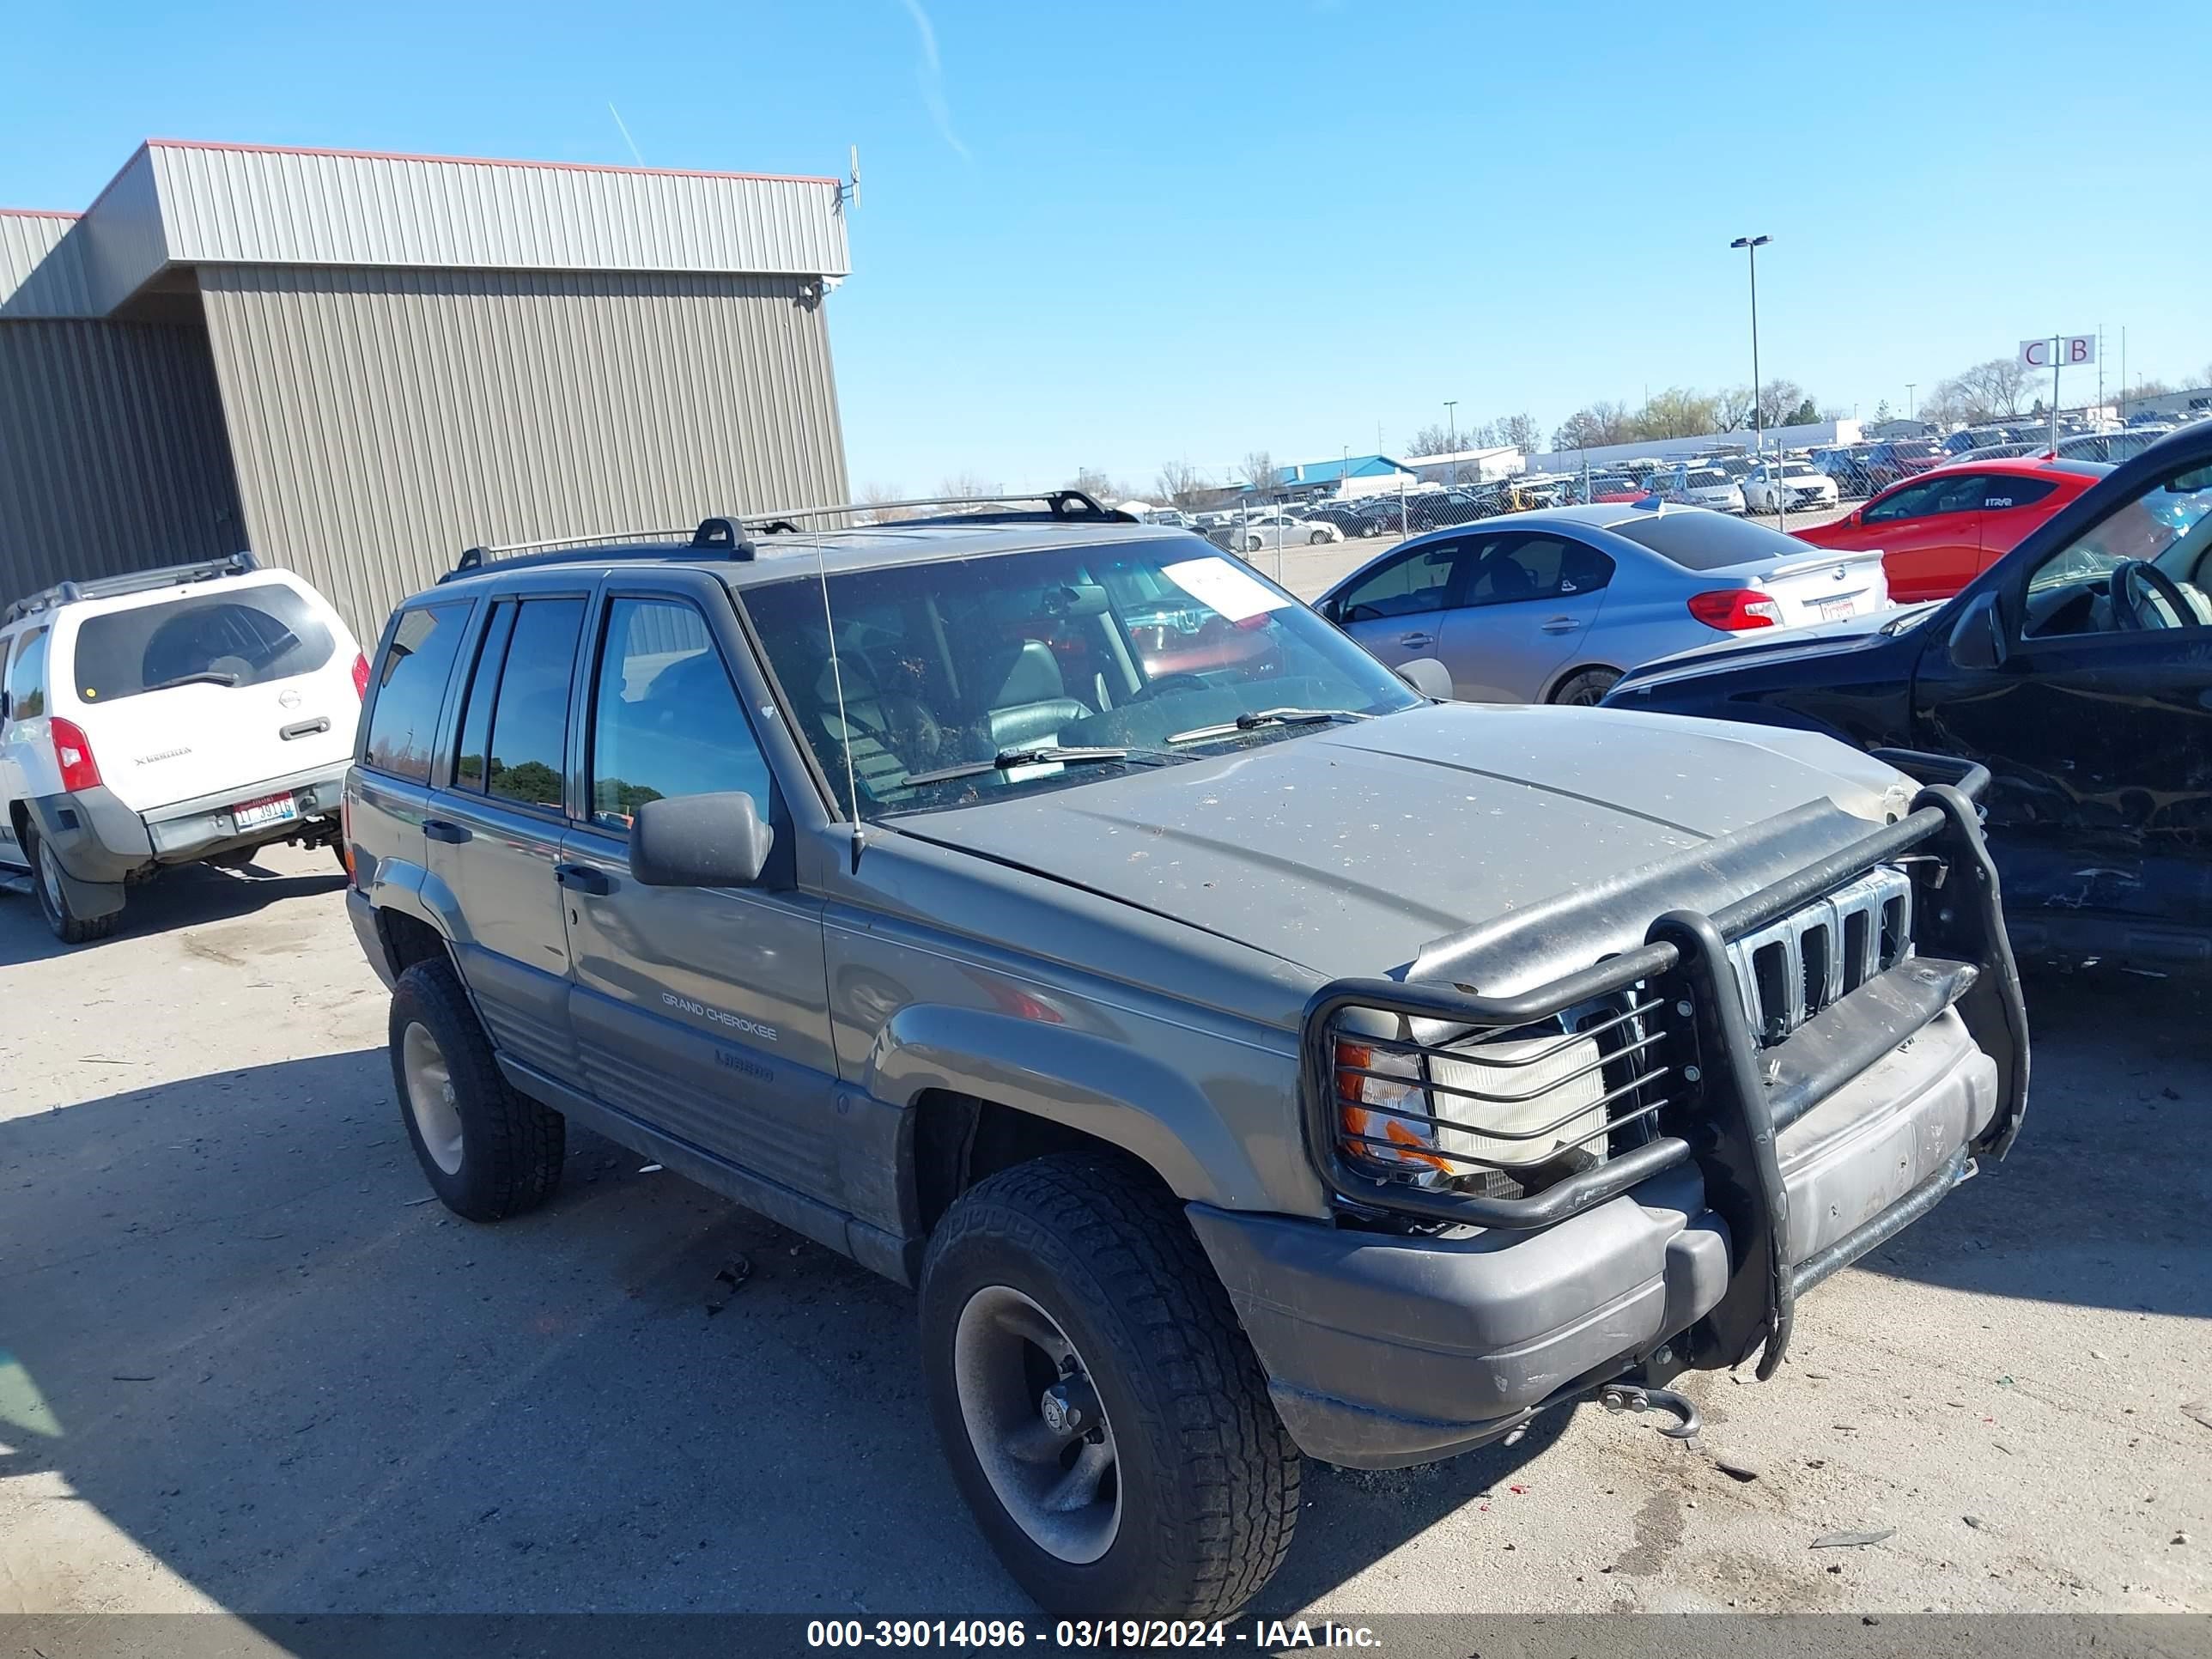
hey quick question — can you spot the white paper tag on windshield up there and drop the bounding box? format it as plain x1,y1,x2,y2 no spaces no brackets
1163,557,1295,623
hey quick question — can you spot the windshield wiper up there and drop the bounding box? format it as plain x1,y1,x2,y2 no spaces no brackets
902,745,1170,787
1168,707,1370,744
140,670,239,692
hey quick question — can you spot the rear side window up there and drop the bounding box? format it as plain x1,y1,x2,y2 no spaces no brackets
364,603,471,781
71,585,334,704
1610,511,1822,570
5,626,48,720
477,599,585,811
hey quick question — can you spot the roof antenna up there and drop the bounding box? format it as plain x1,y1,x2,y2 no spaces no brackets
814,540,866,870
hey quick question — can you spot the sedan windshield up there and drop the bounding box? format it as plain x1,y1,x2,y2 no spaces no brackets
741,540,1422,818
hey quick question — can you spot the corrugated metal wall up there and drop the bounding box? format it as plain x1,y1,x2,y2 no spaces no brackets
151,143,851,283
198,264,849,642
0,319,245,603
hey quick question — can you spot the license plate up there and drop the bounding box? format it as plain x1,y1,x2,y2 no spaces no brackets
1818,598,1857,622
231,792,298,831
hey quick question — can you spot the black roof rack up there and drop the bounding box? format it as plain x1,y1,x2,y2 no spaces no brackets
441,491,1134,582
3,551,259,627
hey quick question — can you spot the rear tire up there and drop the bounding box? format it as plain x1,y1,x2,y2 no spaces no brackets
919,1153,1300,1620
27,827,118,945
390,959,564,1221
1552,666,1621,707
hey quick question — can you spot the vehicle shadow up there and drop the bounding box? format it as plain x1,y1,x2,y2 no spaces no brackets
0,1048,1550,1621
0,856,345,967
1848,966,2209,1317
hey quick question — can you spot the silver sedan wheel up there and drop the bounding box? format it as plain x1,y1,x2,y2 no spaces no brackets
952,1285,1121,1565
401,1021,465,1176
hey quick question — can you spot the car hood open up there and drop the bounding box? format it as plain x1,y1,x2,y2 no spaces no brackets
893,702,1913,979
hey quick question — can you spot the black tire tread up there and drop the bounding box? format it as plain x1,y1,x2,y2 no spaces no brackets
926,1153,1300,1618
26,827,118,945
390,958,563,1220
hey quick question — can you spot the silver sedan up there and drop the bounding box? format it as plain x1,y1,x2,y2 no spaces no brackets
1314,503,1890,704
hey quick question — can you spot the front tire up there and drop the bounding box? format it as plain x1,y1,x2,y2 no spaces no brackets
919,1154,1299,1620
27,827,118,945
390,959,564,1220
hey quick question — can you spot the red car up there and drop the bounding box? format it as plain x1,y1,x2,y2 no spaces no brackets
1795,456,2107,602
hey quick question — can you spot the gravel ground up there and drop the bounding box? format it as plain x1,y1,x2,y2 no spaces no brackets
1,839,2205,1626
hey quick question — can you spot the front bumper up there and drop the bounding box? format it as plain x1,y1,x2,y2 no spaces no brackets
1192,1007,1995,1468
1199,758,2027,1468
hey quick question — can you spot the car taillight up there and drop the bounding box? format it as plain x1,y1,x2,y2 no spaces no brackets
351,652,370,699
52,717,101,792
1687,588,1784,631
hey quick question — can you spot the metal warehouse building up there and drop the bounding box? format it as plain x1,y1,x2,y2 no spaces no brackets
0,139,852,640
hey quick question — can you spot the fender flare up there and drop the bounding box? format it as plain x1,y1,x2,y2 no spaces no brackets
860,1002,1286,1210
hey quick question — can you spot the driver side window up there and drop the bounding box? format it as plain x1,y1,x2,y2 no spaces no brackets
1862,478,1944,525
1339,543,1459,621
2021,459,2212,639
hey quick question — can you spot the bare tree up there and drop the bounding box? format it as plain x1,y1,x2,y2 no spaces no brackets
1553,400,1632,451
1755,379,1809,428
1936,357,2036,421
1717,386,1757,432
1239,450,1277,496
935,471,1002,512
1405,423,1460,457
1498,412,1539,453
1156,460,1211,509
857,481,922,523
1068,467,1132,503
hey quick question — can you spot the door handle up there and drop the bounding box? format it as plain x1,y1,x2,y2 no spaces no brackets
554,862,614,896
1540,616,1580,633
422,817,471,844
1397,631,1435,648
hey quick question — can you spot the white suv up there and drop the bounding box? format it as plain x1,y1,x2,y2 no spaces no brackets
0,554,365,943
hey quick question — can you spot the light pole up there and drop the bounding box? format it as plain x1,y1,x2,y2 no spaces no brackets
1905,383,1916,422
1444,400,1459,487
1729,235,1771,459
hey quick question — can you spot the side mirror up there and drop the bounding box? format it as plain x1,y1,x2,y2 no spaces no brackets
1395,656,1455,700
629,792,775,888
1314,597,1340,623
1947,590,2008,672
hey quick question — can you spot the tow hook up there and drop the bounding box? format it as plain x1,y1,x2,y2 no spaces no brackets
1599,1381,1703,1443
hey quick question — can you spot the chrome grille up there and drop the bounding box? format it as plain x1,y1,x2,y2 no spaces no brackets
1728,866,1912,1045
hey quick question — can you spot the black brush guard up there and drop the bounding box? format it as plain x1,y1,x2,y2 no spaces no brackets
1299,759,2028,1380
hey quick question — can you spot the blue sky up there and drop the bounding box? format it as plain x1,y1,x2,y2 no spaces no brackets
6,1,2209,498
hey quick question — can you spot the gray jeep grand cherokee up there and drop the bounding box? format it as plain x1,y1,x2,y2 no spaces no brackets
343,492,2027,1620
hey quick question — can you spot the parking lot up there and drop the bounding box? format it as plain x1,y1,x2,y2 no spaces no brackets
3,846,2205,1623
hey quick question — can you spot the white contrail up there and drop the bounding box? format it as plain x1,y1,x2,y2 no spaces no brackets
608,102,646,167
896,0,969,160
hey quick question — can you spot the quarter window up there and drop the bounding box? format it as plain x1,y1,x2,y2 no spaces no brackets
587,599,774,831
363,604,469,782
5,626,48,721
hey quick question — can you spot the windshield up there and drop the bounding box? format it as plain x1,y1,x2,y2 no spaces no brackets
741,541,1421,819
70,583,335,703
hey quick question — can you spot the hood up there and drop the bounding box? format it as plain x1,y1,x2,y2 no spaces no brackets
894,702,1913,979
1615,602,1941,685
